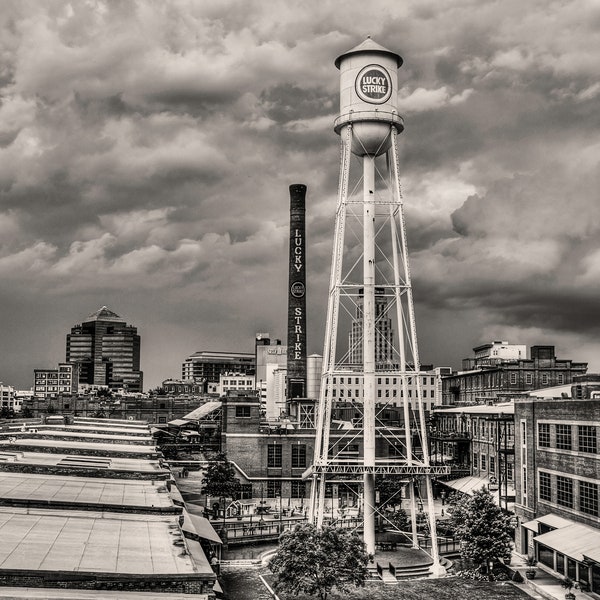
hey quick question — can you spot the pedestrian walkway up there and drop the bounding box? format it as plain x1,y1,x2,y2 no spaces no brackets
511,552,596,600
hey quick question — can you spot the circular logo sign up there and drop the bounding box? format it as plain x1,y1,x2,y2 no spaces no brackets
290,282,305,298
355,64,392,104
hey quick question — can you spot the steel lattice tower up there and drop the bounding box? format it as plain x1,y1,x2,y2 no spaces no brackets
306,38,448,571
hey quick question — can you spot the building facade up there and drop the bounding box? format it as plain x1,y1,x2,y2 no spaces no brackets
442,344,587,406
182,351,255,383
34,363,79,399
431,402,515,505
161,379,206,395
514,392,600,595
348,288,394,366
0,383,21,414
66,306,143,392
324,365,450,413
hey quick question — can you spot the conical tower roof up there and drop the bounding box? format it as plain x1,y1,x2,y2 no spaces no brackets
85,306,125,322
335,37,403,69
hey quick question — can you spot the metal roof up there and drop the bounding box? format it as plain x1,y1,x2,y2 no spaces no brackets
182,401,222,421
335,37,403,69
534,522,600,562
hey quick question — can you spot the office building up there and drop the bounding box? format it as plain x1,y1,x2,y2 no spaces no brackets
181,350,254,383
348,288,394,366
66,306,143,392
33,362,79,399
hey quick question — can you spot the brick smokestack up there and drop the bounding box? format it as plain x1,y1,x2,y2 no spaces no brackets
287,184,307,399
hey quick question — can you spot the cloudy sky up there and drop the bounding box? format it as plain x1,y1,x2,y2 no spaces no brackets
1,0,599,390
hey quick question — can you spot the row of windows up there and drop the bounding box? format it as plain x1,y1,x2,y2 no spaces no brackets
267,444,307,469
539,472,599,516
331,376,437,386
326,388,436,399
261,480,306,498
538,423,597,453
508,372,565,385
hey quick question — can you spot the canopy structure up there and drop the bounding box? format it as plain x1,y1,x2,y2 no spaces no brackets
534,522,600,562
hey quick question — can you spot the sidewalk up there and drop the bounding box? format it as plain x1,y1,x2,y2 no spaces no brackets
510,552,595,600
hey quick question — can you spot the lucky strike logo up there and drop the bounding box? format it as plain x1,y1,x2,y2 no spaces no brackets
356,65,392,104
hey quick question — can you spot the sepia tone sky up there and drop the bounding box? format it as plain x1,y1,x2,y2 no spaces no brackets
1,0,599,390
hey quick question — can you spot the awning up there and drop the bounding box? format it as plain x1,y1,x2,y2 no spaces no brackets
187,513,223,544
522,513,573,534
443,476,490,496
443,475,514,508
535,523,600,562
167,419,190,427
182,401,222,421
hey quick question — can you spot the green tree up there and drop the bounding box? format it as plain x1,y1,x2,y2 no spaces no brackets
386,507,410,531
201,452,241,500
270,524,371,600
449,486,513,572
375,475,404,505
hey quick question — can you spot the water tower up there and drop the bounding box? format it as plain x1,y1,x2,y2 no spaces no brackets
306,38,448,571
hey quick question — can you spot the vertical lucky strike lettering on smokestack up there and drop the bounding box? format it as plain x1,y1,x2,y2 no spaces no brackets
287,184,307,399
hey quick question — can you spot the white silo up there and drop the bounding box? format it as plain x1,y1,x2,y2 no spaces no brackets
308,38,447,573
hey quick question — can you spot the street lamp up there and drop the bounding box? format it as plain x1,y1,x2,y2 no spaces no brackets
278,492,283,532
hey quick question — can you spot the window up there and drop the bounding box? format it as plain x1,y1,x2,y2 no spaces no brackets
539,472,551,501
489,456,495,474
473,452,478,468
557,373,564,385
525,373,533,385
291,481,306,499
556,476,573,508
578,425,597,453
481,454,486,471
538,423,550,448
579,481,598,516
267,480,281,497
541,373,549,385
158,416,167,424
267,445,282,468
292,445,307,469
556,424,572,450
236,406,251,418
238,484,253,500
510,372,517,385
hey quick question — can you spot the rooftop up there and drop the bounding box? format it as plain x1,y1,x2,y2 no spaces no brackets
0,450,167,474
0,473,174,510
84,306,125,323
0,507,205,575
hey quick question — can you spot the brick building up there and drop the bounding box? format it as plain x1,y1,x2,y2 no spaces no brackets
442,344,587,406
514,389,600,595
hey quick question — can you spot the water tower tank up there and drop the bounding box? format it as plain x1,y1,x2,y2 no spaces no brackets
334,37,403,157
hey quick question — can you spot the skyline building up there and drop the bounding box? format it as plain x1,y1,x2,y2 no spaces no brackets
348,288,394,366
66,306,143,392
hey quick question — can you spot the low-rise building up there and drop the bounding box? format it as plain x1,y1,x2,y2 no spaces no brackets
442,344,587,406
514,384,600,595
33,362,79,398
182,350,255,383
0,383,21,414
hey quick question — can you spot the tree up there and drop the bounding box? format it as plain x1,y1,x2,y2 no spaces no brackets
201,452,241,500
449,486,513,572
386,507,410,531
270,523,371,600
375,475,405,505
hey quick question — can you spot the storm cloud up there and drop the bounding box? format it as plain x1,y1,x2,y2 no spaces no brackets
1,0,599,389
